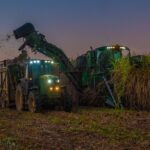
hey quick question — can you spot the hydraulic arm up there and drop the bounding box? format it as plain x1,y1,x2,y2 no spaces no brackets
13,23,81,91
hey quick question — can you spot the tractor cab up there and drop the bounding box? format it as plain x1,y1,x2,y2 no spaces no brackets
26,59,61,99
106,44,131,58
96,45,131,73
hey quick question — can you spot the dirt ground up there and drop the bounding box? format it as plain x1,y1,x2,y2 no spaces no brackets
0,107,149,150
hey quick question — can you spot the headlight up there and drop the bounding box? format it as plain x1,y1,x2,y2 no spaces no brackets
120,47,126,50
51,61,54,64
49,86,60,92
37,60,40,63
49,87,53,91
30,61,33,64
55,86,60,91
48,79,52,84
56,79,60,83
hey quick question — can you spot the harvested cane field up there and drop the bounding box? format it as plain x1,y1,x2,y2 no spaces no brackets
0,108,149,150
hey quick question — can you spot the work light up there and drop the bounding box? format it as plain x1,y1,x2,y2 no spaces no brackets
57,79,60,83
48,79,52,84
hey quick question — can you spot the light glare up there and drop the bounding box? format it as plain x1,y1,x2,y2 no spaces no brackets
48,79,52,84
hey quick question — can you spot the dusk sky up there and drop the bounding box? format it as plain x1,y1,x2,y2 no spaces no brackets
0,0,150,60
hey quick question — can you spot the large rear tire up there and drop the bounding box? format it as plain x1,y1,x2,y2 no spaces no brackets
15,84,24,111
64,97,72,112
62,90,72,112
28,91,42,113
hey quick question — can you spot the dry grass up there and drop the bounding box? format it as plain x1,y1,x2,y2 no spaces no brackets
0,108,149,150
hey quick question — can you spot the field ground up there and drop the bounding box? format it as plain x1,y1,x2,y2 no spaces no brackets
0,107,149,150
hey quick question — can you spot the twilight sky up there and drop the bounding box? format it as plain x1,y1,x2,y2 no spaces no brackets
0,0,150,60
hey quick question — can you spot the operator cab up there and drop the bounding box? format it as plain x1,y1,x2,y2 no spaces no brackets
97,45,131,72
26,59,61,98
106,44,131,59
27,59,58,83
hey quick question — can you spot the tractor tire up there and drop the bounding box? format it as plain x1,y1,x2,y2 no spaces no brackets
63,93,72,112
28,91,42,113
15,84,24,111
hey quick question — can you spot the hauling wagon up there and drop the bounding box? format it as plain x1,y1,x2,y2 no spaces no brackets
0,60,18,108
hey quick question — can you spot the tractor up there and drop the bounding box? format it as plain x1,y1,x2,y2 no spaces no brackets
0,58,72,112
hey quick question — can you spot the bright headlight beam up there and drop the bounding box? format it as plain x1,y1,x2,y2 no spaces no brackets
107,46,114,49
48,79,52,84
55,86,60,91
57,79,60,83
51,61,54,64
37,60,40,63
120,47,126,50
50,87,53,91
107,47,111,49
30,61,32,64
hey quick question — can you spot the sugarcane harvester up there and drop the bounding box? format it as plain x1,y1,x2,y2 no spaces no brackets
76,45,131,107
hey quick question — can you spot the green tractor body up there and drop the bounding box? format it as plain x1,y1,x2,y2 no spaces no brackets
27,59,61,101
